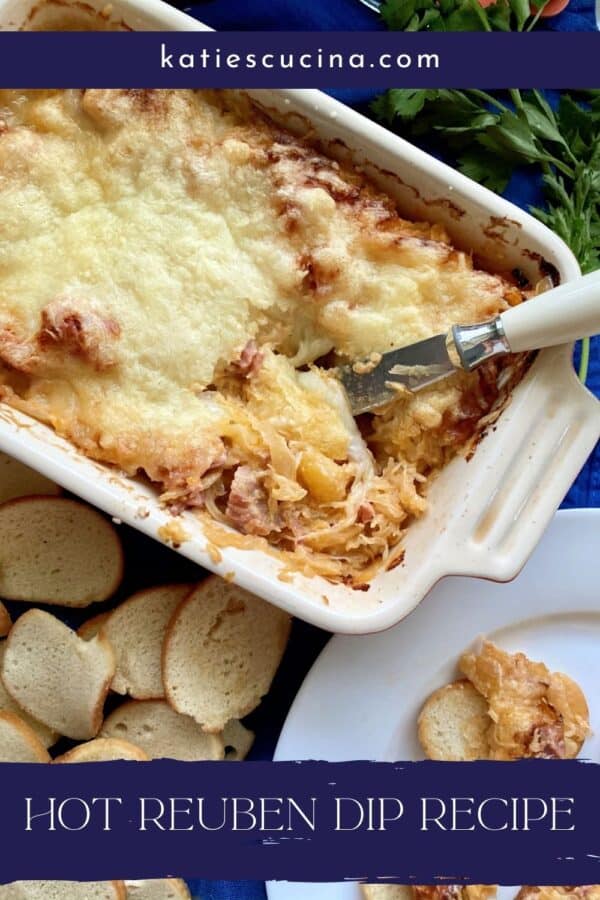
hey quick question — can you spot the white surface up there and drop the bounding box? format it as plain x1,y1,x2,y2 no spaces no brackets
269,508,600,899
501,269,600,352
0,0,598,633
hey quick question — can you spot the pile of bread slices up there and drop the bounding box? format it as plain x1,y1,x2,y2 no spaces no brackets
0,451,291,765
0,451,292,899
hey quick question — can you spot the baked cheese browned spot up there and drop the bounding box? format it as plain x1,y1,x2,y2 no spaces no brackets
0,89,527,584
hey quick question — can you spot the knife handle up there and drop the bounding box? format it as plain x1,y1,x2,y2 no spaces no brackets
500,269,600,353
453,269,600,371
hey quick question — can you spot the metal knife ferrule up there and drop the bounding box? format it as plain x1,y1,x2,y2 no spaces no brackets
451,317,511,372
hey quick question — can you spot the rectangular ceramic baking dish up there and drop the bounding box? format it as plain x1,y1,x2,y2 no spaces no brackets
1,0,599,634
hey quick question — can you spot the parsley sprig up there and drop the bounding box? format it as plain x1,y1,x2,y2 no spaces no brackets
381,0,551,31
371,89,600,380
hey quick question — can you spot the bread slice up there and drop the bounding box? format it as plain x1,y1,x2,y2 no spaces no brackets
104,584,192,699
361,887,413,900
0,882,126,899
2,609,115,740
77,611,112,641
0,450,61,505
125,880,190,899
0,710,51,762
0,642,58,748
163,576,291,732
223,718,255,760
54,737,149,763
100,699,224,761
417,679,490,761
459,641,590,760
0,601,11,638
0,496,123,607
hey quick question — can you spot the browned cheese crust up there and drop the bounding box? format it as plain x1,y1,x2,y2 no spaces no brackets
0,89,528,584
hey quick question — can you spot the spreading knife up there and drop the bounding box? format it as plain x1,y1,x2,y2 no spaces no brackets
338,269,600,415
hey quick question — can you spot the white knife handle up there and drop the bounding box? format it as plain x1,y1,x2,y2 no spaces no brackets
500,269,600,353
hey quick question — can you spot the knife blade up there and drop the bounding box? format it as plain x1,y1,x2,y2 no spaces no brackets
338,331,457,415
337,271,600,416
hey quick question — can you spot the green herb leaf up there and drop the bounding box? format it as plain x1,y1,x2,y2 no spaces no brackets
381,0,419,30
477,109,549,164
457,147,515,193
443,3,484,28
533,166,600,275
370,88,440,123
557,94,598,162
420,9,446,28
484,0,512,29
381,0,543,30
508,0,530,30
521,97,568,149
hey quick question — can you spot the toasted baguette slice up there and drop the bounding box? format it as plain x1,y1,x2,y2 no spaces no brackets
0,710,51,762
54,737,149,763
100,699,224,761
125,880,190,899
2,609,115,740
223,718,255,760
163,577,291,732
418,679,490,761
0,601,10,637
0,450,61,505
77,611,112,641
0,643,58,748
104,584,192,699
361,887,413,900
459,641,589,759
0,882,126,899
0,496,123,607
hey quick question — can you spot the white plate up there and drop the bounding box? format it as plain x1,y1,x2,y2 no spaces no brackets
268,508,600,900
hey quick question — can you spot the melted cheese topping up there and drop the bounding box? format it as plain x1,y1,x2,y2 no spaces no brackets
413,887,496,900
459,642,590,760
517,889,600,900
0,90,525,584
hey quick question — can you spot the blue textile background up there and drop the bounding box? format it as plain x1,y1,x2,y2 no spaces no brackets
184,0,597,32
176,3,599,897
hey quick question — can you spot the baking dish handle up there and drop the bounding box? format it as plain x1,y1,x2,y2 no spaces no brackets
442,346,600,582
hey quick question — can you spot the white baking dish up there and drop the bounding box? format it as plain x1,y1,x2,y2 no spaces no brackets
0,0,210,30
1,0,599,634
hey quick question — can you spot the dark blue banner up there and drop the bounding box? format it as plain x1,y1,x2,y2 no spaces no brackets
0,32,598,88
0,759,598,884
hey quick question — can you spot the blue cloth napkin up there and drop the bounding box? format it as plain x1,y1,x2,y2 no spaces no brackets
189,883,266,899
182,5,598,897
185,0,383,30
185,0,597,31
